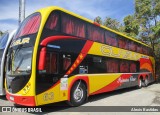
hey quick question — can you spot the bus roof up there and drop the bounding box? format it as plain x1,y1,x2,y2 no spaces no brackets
36,6,152,48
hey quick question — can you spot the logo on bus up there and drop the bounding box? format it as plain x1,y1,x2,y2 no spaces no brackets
11,37,30,47
100,45,140,60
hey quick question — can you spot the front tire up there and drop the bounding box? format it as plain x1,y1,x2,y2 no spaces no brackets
68,81,87,106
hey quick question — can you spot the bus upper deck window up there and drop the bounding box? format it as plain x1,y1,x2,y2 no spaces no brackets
45,13,59,30
118,38,128,49
62,14,85,38
129,41,137,52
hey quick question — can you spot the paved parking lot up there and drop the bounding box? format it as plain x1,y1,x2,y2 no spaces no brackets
0,82,160,115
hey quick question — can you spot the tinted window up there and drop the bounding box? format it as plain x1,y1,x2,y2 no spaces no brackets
15,13,41,39
105,31,117,47
45,53,57,74
106,59,119,73
142,46,148,55
118,37,128,50
129,41,137,52
45,12,59,31
137,44,143,53
62,13,86,38
87,24,104,43
120,60,129,73
63,55,71,71
130,62,137,73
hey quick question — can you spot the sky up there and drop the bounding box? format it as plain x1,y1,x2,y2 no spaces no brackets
0,0,135,32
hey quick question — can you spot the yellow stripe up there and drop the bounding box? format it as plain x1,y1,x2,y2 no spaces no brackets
88,42,152,61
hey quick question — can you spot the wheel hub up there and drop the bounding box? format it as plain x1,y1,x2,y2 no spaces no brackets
74,88,83,102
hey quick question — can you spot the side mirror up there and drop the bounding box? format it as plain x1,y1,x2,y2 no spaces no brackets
38,47,46,70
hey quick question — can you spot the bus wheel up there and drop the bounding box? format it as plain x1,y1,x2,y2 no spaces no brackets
144,77,149,87
138,78,142,88
68,80,87,106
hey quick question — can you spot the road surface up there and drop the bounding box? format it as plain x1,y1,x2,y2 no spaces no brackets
0,82,160,115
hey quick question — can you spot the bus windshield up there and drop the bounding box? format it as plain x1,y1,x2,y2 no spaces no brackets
14,13,40,39
7,46,33,76
6,13,41,76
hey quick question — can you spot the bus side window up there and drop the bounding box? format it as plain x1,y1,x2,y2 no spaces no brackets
45,53,57,74
120,61,129,73
62,13,86,38
129,41,137,52
45,13,59,30
106,59,119,73
87,24,104,43
137,45,142,54
130,62,137,73
105,31,117,47
63,57,71,71
119,38,128,49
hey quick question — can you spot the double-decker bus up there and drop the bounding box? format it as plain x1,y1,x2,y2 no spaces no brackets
5,6,155,106
0,30,16,95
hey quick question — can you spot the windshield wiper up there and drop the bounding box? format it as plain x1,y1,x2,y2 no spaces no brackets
17,69,31,73
13,44,23,59
14,56,24,72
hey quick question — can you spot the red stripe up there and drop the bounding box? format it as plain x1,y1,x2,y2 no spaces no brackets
81,40,94,53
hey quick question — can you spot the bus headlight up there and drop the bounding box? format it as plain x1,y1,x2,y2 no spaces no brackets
23,83,31,95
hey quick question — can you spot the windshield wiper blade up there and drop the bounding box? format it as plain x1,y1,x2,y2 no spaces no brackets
14,57,24,72
18,69,31,73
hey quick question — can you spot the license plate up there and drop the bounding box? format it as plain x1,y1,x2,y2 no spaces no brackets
10,96,14,101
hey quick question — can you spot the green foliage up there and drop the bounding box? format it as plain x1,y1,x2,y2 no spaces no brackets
152,21,160,39
94,16,124,32
134,0,160,57
103,17,121,31
94,0,160,58
94,16,103,25
123,15,139,37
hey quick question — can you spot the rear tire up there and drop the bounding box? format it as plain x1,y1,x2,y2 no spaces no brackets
144,77,149,87
67,81,87,106
138,78,142,88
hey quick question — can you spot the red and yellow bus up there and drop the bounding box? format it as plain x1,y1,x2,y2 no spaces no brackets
5,6,155,106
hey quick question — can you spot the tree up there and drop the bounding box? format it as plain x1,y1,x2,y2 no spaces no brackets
94,16,123,32
134,0,160,52
94,16,103,25
103,17,121,31
123,15,139,38
93,0,160,58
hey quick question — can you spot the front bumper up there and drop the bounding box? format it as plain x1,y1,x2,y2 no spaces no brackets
6,92,36,106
